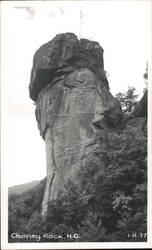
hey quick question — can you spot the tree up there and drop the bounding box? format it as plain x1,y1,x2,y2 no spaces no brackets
143,63,148,93
8,125,147,242
115,87,138,115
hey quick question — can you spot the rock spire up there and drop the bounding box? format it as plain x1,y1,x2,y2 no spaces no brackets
29,33,122,218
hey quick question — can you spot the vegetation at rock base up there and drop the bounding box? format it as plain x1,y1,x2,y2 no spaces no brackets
8,125,147,242
115,86,138,115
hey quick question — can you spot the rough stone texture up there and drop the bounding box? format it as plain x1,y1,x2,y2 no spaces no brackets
29,33,122,218
126,91,147,131
29,33,109,102
131,91,147,118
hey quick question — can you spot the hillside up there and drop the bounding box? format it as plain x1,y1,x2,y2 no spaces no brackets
9,180,40,195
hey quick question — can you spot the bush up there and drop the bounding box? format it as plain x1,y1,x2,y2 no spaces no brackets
115,87,138,115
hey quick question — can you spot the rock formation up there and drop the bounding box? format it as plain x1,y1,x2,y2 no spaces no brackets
29,33,123,218
127,90,147,130
132,90,147,118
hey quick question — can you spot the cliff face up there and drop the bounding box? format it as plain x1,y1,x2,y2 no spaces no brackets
126,91,147,131
29,33,122,218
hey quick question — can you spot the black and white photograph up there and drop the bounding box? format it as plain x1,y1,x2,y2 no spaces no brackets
1,0,152,249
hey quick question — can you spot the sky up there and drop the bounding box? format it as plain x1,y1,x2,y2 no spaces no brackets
1,0,151,187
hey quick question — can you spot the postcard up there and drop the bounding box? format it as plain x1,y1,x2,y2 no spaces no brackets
1,0,152,249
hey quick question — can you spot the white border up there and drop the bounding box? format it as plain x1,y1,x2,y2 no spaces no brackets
1,0,152,249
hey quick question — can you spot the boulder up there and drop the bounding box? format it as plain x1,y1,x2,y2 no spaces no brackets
29,33,109,102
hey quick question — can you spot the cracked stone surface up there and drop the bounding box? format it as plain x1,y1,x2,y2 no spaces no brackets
29,33,122,218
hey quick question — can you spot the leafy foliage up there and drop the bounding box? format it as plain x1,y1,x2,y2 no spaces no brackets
8,126,147,242
143,63,148,93
115,87,138,115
